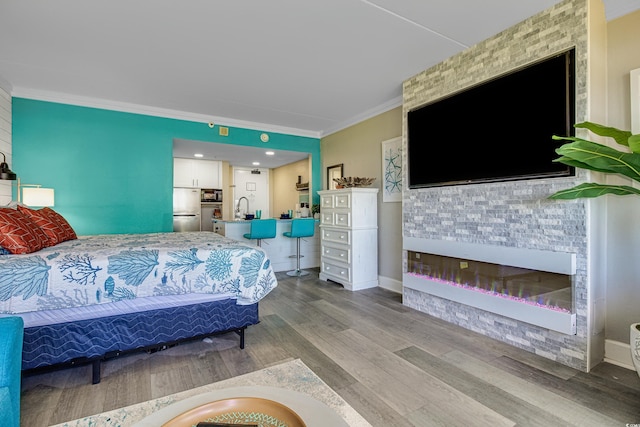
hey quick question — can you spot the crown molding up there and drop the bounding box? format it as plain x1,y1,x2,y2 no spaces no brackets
10,87,322,139
320,95,402,138
9,87,403,140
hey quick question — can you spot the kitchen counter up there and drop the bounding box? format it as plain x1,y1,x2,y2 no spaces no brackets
213,219,320,273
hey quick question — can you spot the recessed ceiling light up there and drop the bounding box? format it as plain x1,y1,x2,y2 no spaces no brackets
194,153,204,158
265,151,275,156
252,162,260,166
260,133,269,142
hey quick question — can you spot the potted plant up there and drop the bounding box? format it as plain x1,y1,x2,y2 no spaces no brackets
549,121,640,376
311,204,320,219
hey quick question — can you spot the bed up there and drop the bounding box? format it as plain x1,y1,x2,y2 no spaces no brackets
0,215,277,383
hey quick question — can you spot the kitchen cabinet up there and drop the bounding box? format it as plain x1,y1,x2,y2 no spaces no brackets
318,188,378,290
173,158,221,188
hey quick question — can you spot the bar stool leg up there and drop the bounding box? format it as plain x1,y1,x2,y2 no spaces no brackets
287,237,309,277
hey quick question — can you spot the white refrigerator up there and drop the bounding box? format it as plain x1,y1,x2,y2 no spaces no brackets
173,188,201,232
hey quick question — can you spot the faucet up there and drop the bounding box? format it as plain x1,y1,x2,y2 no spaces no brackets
235,196,249,219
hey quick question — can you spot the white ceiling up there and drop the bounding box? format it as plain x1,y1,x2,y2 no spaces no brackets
173,138,310,169
1,0,637,166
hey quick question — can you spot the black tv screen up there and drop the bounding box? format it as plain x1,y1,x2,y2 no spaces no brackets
407,48,575,189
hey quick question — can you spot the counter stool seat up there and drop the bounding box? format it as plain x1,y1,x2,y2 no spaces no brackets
243,219,277,247
283,218,315,276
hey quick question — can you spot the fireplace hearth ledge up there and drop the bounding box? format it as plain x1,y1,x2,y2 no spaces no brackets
402,273,577,335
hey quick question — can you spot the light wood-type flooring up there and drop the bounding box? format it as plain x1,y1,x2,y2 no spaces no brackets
20,269,640,426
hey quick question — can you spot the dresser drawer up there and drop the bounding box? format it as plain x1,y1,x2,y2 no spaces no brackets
321,195,334,209
320,211,334,225
333,211,350,227
321,228,350,244
321,260,351,282
320,211,351,227
322,244,350,263
335,193,351,208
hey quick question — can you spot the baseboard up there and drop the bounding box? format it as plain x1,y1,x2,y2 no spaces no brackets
378,275,402,293
604,338,635,370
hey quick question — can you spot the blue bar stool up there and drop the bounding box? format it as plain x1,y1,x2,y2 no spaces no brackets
243,218,277,247
283,218,315,276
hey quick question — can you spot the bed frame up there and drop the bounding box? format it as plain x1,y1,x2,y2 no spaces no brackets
21,298,259,384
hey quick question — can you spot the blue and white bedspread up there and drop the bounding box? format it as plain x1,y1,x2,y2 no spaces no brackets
0,231,277,314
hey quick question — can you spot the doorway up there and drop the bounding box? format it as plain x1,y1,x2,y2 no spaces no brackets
233,167,270,219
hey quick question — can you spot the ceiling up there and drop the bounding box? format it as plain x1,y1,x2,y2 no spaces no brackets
173,138,309,169
1,1,637,167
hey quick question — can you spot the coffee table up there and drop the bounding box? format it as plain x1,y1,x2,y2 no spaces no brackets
133,385,349,426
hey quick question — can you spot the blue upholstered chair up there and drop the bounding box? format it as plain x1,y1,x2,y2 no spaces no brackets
0,316,24,427
283,218,315,276
243,218,277,247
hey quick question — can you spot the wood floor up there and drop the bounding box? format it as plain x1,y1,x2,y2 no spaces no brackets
20,269,640,427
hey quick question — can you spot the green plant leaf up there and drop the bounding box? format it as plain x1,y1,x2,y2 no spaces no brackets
554,139,640,182
549,122,640,201
575,121,633,148
554,155,604,172
549,183,640,199
629,134,640,154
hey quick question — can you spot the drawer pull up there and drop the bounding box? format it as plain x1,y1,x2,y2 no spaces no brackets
340,253,344,257
340,271,345,275
325,250,330,254
340,235,345,239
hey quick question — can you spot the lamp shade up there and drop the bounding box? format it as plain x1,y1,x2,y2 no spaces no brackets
22,188,54,207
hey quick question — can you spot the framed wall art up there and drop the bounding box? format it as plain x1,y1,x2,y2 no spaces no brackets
382,136,402,202
327,163,343,190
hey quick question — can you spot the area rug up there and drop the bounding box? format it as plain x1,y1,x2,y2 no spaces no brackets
49,358,372,427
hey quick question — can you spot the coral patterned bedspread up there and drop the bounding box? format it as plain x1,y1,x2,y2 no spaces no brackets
0,231,277,314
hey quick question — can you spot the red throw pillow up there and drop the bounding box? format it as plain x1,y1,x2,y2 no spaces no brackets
41,207,77,242
18,205,66,245
0,208,50,254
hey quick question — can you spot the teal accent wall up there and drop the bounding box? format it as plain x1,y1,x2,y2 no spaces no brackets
12,98,321,235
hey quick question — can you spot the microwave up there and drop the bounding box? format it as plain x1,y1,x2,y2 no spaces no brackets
201,188,222,203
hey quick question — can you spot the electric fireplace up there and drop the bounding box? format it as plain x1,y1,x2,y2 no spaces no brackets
402,238,577,334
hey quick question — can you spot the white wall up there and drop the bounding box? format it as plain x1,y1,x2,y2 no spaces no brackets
0,85,12,205
603,10,640,367
232,167,270,219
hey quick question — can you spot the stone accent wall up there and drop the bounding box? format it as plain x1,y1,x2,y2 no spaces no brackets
402,0,592,371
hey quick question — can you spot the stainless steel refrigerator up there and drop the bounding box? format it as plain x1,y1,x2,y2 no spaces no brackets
173,188,201,232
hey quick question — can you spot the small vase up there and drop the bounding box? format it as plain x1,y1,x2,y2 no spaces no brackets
631,323,640,378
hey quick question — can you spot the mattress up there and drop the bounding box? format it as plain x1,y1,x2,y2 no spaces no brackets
0,231,278,314
16,292,233,328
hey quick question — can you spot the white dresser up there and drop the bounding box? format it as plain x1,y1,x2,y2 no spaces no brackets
318,188,378,290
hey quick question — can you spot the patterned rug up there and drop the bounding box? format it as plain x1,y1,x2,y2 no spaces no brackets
50,358,371,427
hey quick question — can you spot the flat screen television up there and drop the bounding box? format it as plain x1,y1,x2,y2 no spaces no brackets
407,48,575,189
